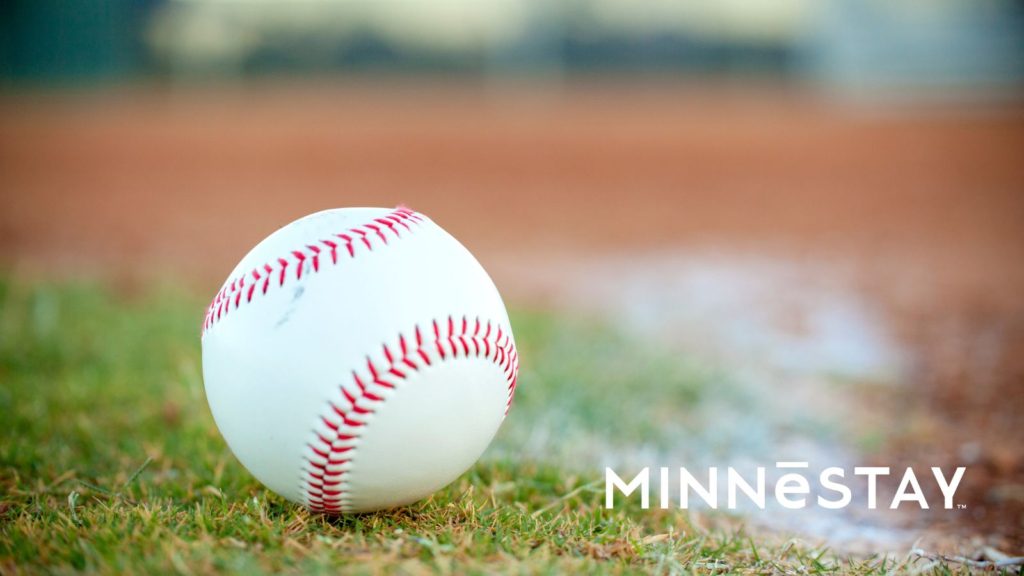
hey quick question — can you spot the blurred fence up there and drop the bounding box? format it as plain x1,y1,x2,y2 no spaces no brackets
2,0,1023,94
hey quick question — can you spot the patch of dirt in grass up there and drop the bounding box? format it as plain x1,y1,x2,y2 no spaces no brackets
503,249,1023,554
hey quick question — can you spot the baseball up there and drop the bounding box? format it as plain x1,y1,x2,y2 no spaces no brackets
200,206,519,513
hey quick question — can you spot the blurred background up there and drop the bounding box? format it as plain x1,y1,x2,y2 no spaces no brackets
2,0,1023,554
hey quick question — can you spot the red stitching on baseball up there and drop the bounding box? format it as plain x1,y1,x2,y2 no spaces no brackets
306,245,321,272
321,240,339,264
201,207,422,335
301,315,518,513
352,228,372,250
336,234,356,257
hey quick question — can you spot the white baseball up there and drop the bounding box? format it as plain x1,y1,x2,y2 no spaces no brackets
201,207,519,513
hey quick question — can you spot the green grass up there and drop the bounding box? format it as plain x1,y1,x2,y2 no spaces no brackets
0,275,971,574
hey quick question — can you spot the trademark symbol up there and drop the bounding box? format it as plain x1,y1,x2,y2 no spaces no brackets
957,504,967,510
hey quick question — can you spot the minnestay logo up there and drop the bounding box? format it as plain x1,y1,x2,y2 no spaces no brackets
605,462,967,511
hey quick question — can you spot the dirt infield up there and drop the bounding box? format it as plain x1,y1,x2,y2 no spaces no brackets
2,80,1022,548
2,82,1022,280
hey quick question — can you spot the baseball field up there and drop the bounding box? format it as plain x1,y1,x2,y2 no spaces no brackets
1,82,1023,573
